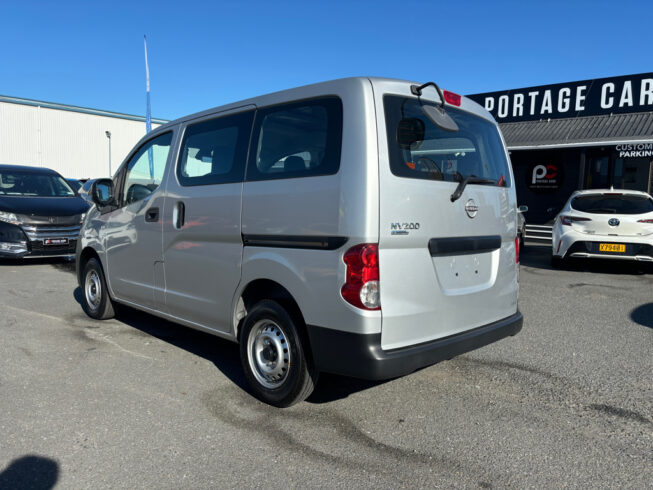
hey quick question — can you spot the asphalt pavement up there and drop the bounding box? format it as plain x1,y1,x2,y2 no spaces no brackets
0,243,651,489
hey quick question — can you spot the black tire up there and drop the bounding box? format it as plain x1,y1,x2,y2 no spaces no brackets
239,300,318,407
81,258,115,320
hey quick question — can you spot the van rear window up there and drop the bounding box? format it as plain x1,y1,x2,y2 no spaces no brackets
384,95,511,187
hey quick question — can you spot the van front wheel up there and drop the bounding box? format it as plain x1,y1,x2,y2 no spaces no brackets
82,258,115,320
240,300,317,407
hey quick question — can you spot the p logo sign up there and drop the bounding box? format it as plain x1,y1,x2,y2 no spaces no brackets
528,163,562,192
532,165,547,184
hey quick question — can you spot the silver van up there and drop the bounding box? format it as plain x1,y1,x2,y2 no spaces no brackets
77,78,522,406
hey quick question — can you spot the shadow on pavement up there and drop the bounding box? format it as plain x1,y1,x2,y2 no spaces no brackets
73,286,84,306
307,374,386,404
112,304,250,393
0,455,59,490
0,256,74,269
630,303,653,329
519,241,554,270
72,287,385,403
50,260,76,274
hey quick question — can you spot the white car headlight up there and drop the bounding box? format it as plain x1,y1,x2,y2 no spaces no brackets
0,211,23,225
79,212,87,223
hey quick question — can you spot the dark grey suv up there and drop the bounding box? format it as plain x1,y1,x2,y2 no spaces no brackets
0,164,89,258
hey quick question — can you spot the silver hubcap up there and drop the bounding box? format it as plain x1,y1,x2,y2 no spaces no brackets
247,320,291,389
85,270,102,311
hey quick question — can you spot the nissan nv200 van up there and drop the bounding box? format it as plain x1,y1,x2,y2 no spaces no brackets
77,77,523,407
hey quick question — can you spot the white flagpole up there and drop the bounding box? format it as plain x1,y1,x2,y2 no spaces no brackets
144,35,153,179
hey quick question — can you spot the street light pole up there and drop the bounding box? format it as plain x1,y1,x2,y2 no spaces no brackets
105,131,112,176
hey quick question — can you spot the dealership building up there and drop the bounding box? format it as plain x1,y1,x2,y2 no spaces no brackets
469,72,653,240
0,94,166,180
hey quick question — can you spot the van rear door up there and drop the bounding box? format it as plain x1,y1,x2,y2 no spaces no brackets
377,91,519,350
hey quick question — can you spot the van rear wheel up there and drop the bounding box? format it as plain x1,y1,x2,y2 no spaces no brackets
82,258,115,320
239,300,317,407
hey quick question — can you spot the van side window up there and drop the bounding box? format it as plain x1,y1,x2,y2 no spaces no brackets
123,132,172,206
177,110,254,186
247,97,343,181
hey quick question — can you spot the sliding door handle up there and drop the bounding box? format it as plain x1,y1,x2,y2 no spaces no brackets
173,202,185,229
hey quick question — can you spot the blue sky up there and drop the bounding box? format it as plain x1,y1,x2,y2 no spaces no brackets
1,0,651,120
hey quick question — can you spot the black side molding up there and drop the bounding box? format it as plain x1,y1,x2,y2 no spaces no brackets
429,235,501,257
242,234,348,251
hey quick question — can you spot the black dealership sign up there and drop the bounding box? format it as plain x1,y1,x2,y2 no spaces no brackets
468,72,653,123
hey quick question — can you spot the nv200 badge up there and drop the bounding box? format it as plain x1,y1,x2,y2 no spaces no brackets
390,222,420,235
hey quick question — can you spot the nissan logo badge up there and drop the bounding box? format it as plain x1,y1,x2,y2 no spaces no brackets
465,199,478,218
608,218,620,226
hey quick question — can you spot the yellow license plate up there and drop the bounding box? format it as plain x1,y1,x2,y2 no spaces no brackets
599,243,625,252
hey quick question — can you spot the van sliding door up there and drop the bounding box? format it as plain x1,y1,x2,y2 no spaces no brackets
161,107,255,332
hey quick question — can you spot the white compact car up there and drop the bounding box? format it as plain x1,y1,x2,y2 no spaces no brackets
551,189,653,267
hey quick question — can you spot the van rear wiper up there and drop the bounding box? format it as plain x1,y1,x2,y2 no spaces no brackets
450,176,496,202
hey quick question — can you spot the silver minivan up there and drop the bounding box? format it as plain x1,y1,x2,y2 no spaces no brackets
77,78,523,406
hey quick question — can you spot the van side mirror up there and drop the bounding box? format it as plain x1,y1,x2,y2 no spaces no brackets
518,205,529,213
91,178,115,208
397,118,425,149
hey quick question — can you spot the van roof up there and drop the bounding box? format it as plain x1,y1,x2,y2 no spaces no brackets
154,77,491,133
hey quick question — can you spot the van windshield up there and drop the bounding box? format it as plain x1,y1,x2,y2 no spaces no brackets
571,194,653,214
384,95,511,187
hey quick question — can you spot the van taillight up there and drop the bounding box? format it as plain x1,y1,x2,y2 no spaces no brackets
341,243,380,310
638,219,653,223
443,90,462,106
515,237,520,264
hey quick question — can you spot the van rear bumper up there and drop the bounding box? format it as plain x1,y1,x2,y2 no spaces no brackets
307,311,523,380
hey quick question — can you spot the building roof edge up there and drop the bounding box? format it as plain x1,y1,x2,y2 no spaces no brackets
0,94,169,124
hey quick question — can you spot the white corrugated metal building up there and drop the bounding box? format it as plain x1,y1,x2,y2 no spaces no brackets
0,95,168,179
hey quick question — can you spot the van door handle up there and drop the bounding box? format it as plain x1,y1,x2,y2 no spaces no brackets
174,202,185,229
145,207,159,222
